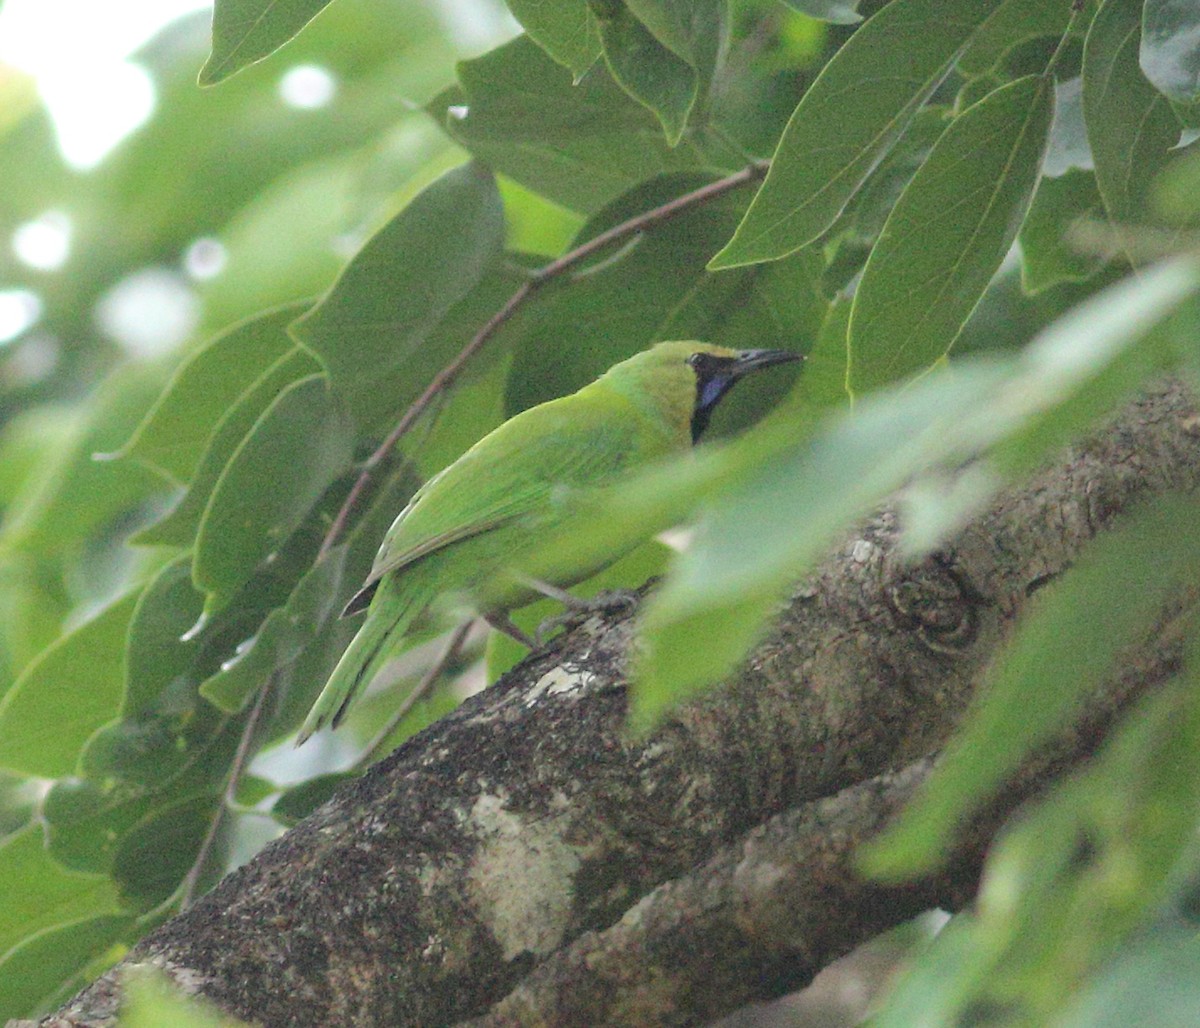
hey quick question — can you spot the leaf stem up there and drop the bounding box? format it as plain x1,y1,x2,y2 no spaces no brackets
1044,1,1087,79
179,676,272,910
317,159,770,558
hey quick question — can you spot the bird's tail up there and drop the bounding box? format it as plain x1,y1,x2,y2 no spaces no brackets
295,576,426,745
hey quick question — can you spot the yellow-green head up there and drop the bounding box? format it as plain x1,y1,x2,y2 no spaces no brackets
595,340,801,443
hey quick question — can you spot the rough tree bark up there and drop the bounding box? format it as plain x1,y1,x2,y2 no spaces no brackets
35,380,1200,1028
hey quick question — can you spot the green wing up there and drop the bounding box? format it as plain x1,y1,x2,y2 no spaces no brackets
354,390,655,602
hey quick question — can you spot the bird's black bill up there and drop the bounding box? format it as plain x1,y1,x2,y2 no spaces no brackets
732,348,803,376
689,348,803,442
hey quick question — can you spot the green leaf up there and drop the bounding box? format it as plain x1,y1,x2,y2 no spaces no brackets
791,296,851,409
848,75,1053,395
710,0,1007,268
76,702,242,811
113,795,220,907
193,374,354,615
0,593,138,779
200,0,335,86
290,163,506,434
118,304,305,484
430,35,719,214
957,0,1074,78
199,460,418,721
124,555,205,718
0,914,130,1022
505,0,602,77
1154,147,1200,223
838,105,950,247
199,152,409,333
1141,0,1200,103
0,368,165,559
593,8,696,146
0,823,124,961
131,347,321,549
42,779,154,875
199,549,348,714
1019,169,1107,293
865,492,1200,877
623,0,722,66
0,552,68,691
775,0,861,25
1084,0,1184,226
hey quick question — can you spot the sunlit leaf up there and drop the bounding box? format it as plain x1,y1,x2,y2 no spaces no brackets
201,0,335,85
0,914,130,1023
118,304,305,484
131,347,320,548
0,823,124,961
0,593,138,778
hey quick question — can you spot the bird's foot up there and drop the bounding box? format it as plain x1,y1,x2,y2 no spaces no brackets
532,587,642,645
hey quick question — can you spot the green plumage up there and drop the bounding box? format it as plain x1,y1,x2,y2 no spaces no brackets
297,341,798,743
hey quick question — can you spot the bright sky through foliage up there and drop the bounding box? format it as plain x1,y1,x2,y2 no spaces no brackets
0,0,212,167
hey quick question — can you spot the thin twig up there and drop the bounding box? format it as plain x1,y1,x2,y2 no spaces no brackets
317,160,770,559
179,677,273,910
352,619,475,771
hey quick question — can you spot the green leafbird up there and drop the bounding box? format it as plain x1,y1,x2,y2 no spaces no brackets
297,341,799,743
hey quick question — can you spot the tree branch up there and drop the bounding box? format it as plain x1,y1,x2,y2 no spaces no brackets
464,620,1188,1028
40,381,1200,1027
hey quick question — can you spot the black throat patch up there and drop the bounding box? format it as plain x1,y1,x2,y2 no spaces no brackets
687,352,740,443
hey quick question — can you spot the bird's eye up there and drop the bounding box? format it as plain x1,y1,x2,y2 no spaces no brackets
686,353,702,369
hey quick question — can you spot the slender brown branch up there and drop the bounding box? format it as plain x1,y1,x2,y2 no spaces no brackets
316,160,770,559
179,678,272,911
